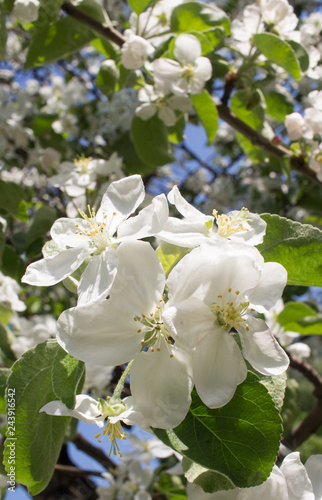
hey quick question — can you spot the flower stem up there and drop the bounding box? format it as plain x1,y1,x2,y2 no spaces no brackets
110,360,134,403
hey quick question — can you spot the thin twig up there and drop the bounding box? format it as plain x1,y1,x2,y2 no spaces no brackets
73,432,116,470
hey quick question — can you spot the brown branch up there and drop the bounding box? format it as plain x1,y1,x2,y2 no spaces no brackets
61,1,126,47
216,103,322,187
73,432,116,471
280,354,322,455
54,464,105,477
60,2,322,187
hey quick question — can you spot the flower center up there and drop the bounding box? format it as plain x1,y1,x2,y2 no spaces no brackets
212,207,252,238
94,399,128,457
75,205,117,253
181,63,195,80
211,287,250,331
133,298,174,357
73,156,92,174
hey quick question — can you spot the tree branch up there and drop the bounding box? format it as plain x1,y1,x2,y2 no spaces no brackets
61,1,126,47
280,354,322,454
73,432,116,470
60,1,322,187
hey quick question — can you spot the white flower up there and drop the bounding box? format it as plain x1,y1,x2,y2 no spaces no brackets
153,34,212,95
22,176,169,304
157,185,266,248
163,242,289,408
57,240,193,429
49,153,123,197
11,314,57,359
11,0,40,24
0,272,26,312
121,30,154,70
136,85,192,127
125,434,179,463
260,0,294,26
40,394,142,456
187,452,322,499
285,112,306,141
309,141,322,182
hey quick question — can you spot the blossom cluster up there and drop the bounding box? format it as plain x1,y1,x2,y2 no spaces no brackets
21,175,290,450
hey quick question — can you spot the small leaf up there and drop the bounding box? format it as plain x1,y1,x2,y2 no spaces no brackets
3,340,70,495
278,301,322,334
128,0,154,14
253,33,301,80
0,180,27,221
154,372,282,489
96,60,119,99
0,5,7,60
52,347,85,409
191,90,218,144
26,205,57,251
265,89,293,122
171,2,230,35
287,40,310,73
257,214,322,287
231,89,265,131
131,115,174,167
156,243,190,278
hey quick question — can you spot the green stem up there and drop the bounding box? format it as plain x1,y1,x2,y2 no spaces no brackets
110,360,134,403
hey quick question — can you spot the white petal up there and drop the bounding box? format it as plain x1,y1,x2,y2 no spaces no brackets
130,346,193,429
135,102,158,121
281,452,315,499
305,454,322,500
163,297,213,347
167,185,210,222
174,34,201,64
97,175,145,235
77,248,118,304
21,247,92,286
248,262,287,313
40,394,104,427
157,218,209,248
194,56,213,82
57,299,142,366
225,211,267,246
118,193,169,240
158,106,177,126
193,331,247,408
287,342,311,359
51,217,90,248
239,317,289,376
153,58,182,81
238,466,289,500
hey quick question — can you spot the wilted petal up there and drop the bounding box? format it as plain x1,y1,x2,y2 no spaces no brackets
21,246,92,286
238,317,289,376
193,330,247,408
130,345,193,429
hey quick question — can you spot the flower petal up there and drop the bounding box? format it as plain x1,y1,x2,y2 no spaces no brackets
130,345,193,429
168,185,210,222
280,452,315,499
174,34,201,64
248,261,287,313
118,193,169,240
21,246,92,286
97,175,145,235
40,394,104,427
305,454,322,500
77,247,118,304
193,330,247,408
239,317,289,376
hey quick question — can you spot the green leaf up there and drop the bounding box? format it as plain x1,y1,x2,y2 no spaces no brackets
154,372,282,489
156,243,190,278
131,115,174,167
0,3,7,60
278,301,322,334
91,38,117,59
257,214,322,287
26,205,57,251
0,368,10,414
191,90,218,144
1,246,25,282
0,180,27,222
113,132,156,176
265,89,293,122
258,373,287,411
253,33,301,80
25,0,108,69
168,115,186,144
0,322,16,363
287,40,310,73
96,60,119,99
3,340,71,495
52,348,85,409
182,457,235,493
231,89,265,131
171,2,230,35
128,0,154,14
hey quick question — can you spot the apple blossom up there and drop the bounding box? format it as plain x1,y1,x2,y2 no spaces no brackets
121,30,154,70
162,241,289,408
285,112,307,141
22,175,169,304
157,185,266,248
153,34,212,96
309,142,322,182
57,240,193,429
11,0,40,24
0,271,26,312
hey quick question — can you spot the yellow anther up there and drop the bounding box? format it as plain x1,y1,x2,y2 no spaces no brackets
150,312,154,317
235,290,240,295
228,287,232,293
113,212,117,216
137,329,142,333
